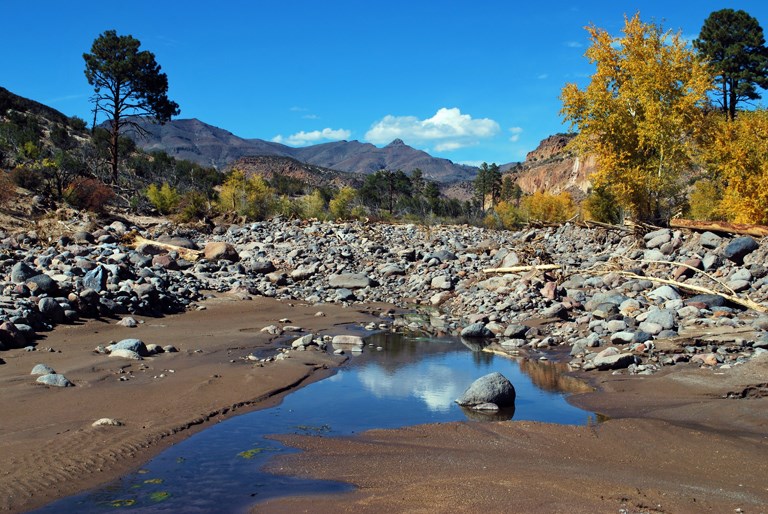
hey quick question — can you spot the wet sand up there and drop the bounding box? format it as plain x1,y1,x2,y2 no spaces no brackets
0,295,384,513
3,295,768,513
258,356,768,513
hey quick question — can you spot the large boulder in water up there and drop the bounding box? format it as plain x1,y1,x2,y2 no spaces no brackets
460,322,493,339
455,372,516,408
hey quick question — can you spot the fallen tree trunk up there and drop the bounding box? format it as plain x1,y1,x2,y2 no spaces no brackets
615,270,768,313
125,234,203,262
483,264,561,274
670,219,768,238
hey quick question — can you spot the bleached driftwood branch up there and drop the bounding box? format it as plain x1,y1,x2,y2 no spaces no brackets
483,264,561,274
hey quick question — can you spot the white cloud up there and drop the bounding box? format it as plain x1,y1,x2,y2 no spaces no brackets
565,41,583,48
508,126,523,143
537,73,549,80
365,107,500,152
272,127,351,146
302,114,319,120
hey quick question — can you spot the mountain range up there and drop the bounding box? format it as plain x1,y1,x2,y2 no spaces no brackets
126,118,478,183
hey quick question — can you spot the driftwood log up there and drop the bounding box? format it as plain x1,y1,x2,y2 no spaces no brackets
670,219,768,238
125,234,203,262
615,270,768,313
483,264,561,274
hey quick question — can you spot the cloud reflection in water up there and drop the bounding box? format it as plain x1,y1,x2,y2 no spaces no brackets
356,361,476,412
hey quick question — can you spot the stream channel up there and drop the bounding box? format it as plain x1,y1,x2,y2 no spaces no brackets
36,332,597,513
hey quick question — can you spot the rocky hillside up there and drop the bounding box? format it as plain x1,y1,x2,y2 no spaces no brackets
503,133,595,198
229,155,361,189
125,118,476,183
124,118,294,168
0,86,72,126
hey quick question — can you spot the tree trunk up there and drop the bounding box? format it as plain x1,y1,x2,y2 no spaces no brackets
728,78,737,121
670,218,768,237
110,114,119,184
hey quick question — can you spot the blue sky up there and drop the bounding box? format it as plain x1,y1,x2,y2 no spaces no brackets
3,1,768,166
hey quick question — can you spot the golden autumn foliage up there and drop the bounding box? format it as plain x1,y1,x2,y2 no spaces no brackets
687,179,722,221
217,169,274,220
705,109,768,224
493,200,524,229
560,13,713,222
521,191,576,223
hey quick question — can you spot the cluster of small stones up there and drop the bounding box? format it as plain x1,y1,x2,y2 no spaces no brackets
2,215,767,378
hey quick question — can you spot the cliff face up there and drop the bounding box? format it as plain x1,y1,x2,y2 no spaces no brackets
507,133,594,199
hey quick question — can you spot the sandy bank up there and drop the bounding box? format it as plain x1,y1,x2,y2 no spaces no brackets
0,295,384,513
258,355,768,513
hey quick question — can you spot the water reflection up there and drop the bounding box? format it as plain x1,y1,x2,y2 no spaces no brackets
36,333,594,514
460,405,516,422
357,361,472,412
517,358,593,395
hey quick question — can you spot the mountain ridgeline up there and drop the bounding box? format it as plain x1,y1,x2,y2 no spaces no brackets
124,118,478,184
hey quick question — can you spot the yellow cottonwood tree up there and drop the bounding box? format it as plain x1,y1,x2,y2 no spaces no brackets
706,109,768,224
561,13,713,222
217,169,275,220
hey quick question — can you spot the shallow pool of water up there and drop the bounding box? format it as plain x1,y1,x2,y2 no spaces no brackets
36,333,594,513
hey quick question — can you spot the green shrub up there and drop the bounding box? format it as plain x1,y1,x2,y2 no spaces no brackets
301,190,327,220
583,185,622,224
329,186,357,219
146,182,180,215
176,191,210,222
216,169,275,220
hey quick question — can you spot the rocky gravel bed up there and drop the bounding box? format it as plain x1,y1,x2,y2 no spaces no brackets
1,216,767,377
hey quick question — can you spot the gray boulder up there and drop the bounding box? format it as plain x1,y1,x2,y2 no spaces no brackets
109,349,142,360
0,321,27,348
328,273,374,289
461,322,493,338
83,265,108,292
110,338,148,356
331,335,365,346
430,275,453,291
36,373,74,387
31,364,56,375
27,274,57,294
593,347,637,370
699,231,722,249
379,264,405,277
724,237,759,264
249,260,276,274
11,262,37,284
455,372,516,408
38,297,65,324
685,294,727,308
432,249,457,262
644,309,676,330
648,285,681,302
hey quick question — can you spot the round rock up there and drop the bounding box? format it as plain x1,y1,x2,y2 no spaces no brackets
455,372,516,408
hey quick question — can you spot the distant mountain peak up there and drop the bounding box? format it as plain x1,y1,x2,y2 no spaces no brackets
124,118,476,183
